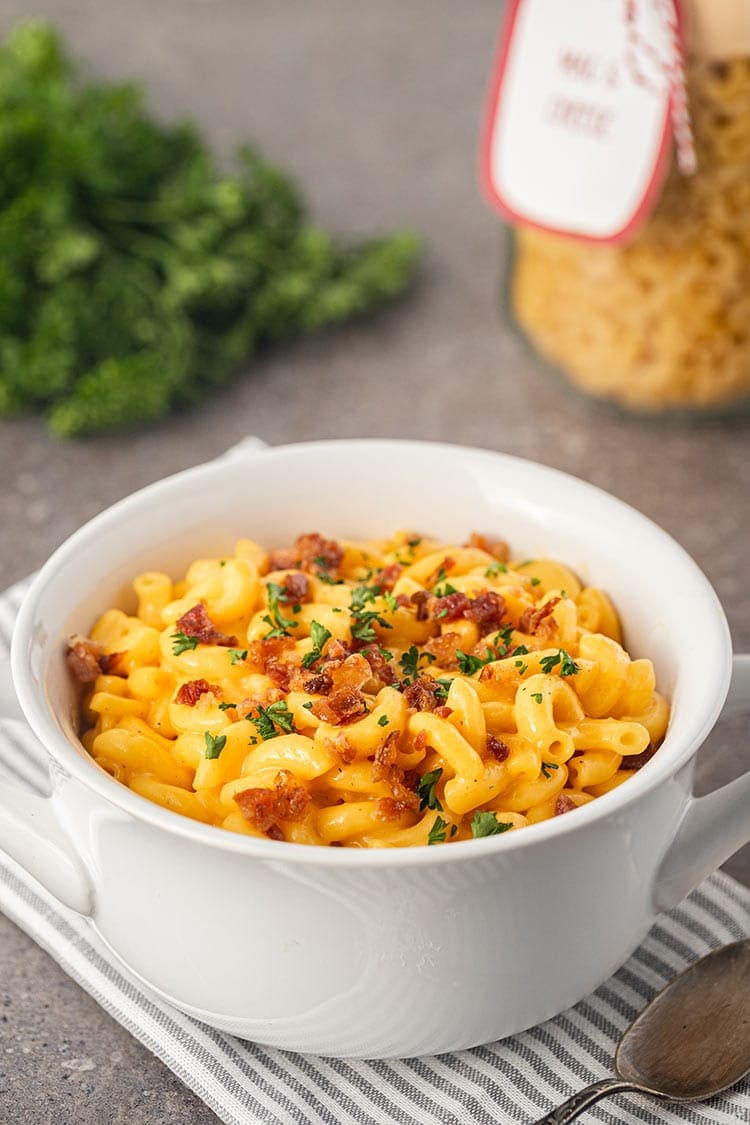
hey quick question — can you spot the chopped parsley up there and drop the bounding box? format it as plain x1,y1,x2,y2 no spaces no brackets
530,577,541,586
427,815,448,845
249,701,296,741
470,811,513,838
450,824,458,838
515,660,528,674
383,592,399,613
398,644,435,684
558,650,580,676
218,701,237,712
262,581,297,637
204,731,226,759
377,714,390,727
541,761,559,779
302,701,314,710
531,692,543,704
539,649,580,677
456,647,496,676
313,555,343,585
171,631,199,655
349,583,392,644
301,620,332,668
229,648,248,665
485,560,508,578
407,536,422,549
496,624,515,649
433,677,454,700
416,767,443,811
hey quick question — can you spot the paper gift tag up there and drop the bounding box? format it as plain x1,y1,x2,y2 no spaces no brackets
481,0,687,244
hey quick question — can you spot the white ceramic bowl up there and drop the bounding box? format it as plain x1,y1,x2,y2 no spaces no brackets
1,438,748,1058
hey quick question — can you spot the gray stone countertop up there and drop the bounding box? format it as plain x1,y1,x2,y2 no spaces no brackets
0,1,747,1120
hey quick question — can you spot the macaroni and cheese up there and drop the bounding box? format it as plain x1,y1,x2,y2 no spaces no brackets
66,530,669,846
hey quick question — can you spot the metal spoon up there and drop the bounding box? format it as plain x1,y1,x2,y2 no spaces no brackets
533,938,750,1123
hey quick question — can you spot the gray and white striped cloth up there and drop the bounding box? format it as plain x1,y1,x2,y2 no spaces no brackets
0,575,748,1125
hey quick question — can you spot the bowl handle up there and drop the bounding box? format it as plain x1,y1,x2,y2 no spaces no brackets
653,653,750,912
0,658,93,915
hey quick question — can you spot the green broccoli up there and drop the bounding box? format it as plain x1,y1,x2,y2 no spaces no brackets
0,20,420,437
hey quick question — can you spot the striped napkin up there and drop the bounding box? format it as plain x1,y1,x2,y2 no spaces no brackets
1,574,748,1125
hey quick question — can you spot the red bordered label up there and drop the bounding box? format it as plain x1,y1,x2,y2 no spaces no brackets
481,0,686,244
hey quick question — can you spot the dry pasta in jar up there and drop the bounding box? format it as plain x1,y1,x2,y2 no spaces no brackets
66,528,669,847
509,4,750,412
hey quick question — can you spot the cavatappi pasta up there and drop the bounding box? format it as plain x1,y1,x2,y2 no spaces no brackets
511,55,750,411
66,530,669,847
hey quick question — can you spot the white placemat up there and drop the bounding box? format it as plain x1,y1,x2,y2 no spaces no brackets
0,574,748,1125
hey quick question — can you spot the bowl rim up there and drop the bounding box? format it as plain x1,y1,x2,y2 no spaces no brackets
11,438,733,868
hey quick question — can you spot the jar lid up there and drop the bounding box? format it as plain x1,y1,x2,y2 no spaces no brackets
686,0,750,58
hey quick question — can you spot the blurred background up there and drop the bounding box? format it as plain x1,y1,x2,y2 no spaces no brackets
0,1,747,1118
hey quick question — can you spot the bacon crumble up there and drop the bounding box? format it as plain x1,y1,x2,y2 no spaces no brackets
175,679,221,706
466,532,510,561
175,603,237,647
486,735,510,762
403,677,441,712
518,597,561,636
464,591,506,636
234,770,310,836
270,532,344,578
554,794,578,816
66,635,124,682
279,572,310,604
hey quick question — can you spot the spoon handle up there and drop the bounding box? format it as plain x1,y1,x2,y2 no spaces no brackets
532,1077,646,1123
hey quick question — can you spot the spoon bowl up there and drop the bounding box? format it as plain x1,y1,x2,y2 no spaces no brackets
535,938,750,1123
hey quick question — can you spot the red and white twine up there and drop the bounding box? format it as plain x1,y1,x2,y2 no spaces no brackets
625,0,697,174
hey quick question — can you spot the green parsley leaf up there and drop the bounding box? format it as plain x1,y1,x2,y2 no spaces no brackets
171,631,199,655
204,731,227,759
450,824,458,838
515,660,528,674
229,648,248,665
455,648,496,676
512,644,529,656
264,581,297,636
531,692,543,704
539,651,562,674
427,815,448,845
301,620,332,668
541,761,559,779
383,592,399,613
433,677,454,700
434,581,459,598
250,701,296,741
349,583,392,643
218,701,236,712
559,650,580,677
416,767,443,811
377,714,390,727
485,561,508,577
530,577,541,586
470,811,513,838
407,537,422,549
539,649,580,677
497,624,515,649
302,701,314,710
399,645,420,683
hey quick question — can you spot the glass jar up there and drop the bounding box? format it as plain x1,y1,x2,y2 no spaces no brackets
507,1,750,413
